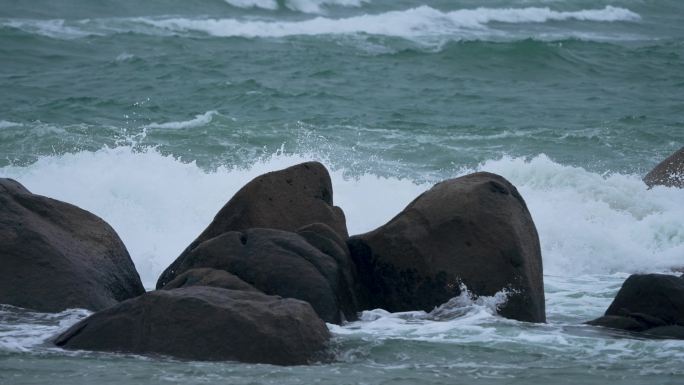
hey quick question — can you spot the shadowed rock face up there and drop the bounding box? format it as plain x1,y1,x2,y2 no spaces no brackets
587,274,684,339
644,147,684,188
55,287,330,365
156,227,358,324
161,268,259,292
0,178,145,312
347,172,546,323
181,161,348,257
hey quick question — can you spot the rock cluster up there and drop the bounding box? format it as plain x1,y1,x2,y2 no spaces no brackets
2,162,550,364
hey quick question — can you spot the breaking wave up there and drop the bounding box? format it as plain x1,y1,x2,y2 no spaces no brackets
1,146,681,287
1,6,640,41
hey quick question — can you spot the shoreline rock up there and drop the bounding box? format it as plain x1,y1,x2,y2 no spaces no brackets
156,162,358,324
643,147,684,188
347,172,546,323
0,178,145,312
157,227,358,324
179,161,348,259
587,274,684,339
55,286,331,365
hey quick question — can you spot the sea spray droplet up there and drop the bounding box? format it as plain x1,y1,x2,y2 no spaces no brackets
428,284,513,321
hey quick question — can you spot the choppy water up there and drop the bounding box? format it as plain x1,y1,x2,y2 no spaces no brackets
1,0,683,383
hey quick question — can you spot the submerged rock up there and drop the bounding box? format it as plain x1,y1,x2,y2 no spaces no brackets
157,227,358,324
643,147,684,188
347,172,546,323
0,178,144,312
587,274,684,339
55,287,330,365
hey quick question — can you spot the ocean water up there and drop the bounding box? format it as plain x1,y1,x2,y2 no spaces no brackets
1,0,684,383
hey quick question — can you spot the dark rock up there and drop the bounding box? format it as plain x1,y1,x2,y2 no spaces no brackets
181,162,348,257
0,178,145,312
347,172,545,323
586,315,648,331
156,228,358,324
161,268,258,292
54,286,330,365
603,274,684,324
644,325,684,339
604,274,684,325
626,312,667,328
296,222,360,317
587,274,684,338
297,222,348,259
643,147,684,188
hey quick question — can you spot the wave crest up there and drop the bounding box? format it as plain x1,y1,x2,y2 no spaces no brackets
225,0,369,14
2,6,640,41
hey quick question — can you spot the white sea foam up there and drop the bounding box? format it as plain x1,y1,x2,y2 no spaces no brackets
225,0,369,13
225,0,279,11
0,120,22,129
115,52,135,62
474,155,684,276
2,19,96,39
1,148,682,288
330,276,684,364
142,6,640,38
143,110,219,129
2,6,641,42
0,306,90,352
330,285,512,339
284,0,369,14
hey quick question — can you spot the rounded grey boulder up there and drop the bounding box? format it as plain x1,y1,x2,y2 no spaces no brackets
0,178,145,312
347,172,546,323
587,274,684,339
181,161,348,256
54,286,330,365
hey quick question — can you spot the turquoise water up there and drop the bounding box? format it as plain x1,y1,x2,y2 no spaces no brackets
1,0,684,384
2,0,683,175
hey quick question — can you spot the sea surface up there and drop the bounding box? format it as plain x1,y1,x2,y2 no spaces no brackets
1,0,684,384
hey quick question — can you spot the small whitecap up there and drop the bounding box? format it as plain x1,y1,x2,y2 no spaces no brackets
115,52,135,62
144,110,219,130
0,120,23,129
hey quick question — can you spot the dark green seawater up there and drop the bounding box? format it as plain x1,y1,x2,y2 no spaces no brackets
1,1,683,384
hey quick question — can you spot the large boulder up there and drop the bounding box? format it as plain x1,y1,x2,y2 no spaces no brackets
347,172,546,323
156,227,358,324
587,274,684,339
181,161,348,257
644,147,684,188
55,286,330,365
0,178,145,312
